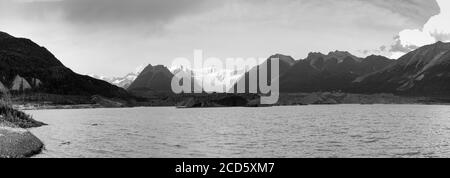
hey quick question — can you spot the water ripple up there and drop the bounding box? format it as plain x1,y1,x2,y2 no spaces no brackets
26,105,450,158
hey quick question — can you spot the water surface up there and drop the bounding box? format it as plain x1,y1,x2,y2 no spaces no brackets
27,105,450,158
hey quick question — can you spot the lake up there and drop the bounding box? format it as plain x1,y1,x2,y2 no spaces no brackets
27,105,450,158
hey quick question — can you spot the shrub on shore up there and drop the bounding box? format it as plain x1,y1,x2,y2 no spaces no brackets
0,95,46,128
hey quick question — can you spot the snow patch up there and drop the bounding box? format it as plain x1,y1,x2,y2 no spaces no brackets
0,81,9,93
31,78,42,87
10,75,32,91
415,74,425,81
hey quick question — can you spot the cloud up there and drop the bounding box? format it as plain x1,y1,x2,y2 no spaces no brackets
390,0,450,56
390,35,420,53
360,0,439,26
60,0,214,24
0,0,443,76
1,0,218,28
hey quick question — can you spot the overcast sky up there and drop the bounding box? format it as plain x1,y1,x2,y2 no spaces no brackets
0,0,448,77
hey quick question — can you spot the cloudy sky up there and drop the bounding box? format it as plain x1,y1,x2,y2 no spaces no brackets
0,0,449,77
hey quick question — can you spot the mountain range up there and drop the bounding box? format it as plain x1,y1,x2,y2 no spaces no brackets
353,41,450,96
90,72,139,89
125,41,450,99
279,51,394,92
3,30,450,105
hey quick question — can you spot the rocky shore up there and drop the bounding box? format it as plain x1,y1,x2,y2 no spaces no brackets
174,92,450,108
0,121,44,158
0,102,46,158
277,92,429,105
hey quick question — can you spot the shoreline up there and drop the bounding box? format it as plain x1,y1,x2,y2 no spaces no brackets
14,101,450,111
7,99,450,158
0,101,47,158
10,92,450,110
0,122,45,158
14,104,107,111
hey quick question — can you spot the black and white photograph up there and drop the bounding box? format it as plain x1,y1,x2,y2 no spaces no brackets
1,0,450,169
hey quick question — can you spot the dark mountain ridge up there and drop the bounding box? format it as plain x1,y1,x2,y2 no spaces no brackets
229,54,296,93
0,31,129,100
278,51,394,92
353,41,450,96
127,64,174,93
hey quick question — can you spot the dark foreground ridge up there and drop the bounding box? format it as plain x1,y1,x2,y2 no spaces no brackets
0,31,134,107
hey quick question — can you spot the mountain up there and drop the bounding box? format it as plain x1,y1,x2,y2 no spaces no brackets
0,31,129,99
89,75,114,84
128,63,229,97
353,41,450,96
230,54,296,93
127,64,175,94
279,51,394,92
112,73,139,89
171,67,204,92
91,72,139,89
